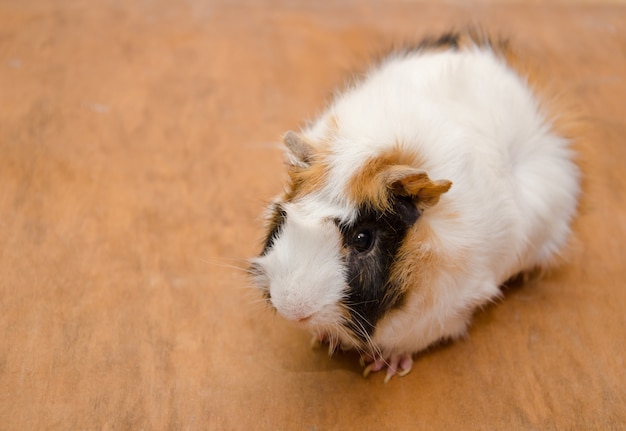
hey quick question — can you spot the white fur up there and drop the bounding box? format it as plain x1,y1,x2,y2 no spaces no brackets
254,46,580,358
259,201,347,322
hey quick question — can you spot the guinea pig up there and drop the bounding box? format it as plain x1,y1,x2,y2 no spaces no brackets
249,31,580,382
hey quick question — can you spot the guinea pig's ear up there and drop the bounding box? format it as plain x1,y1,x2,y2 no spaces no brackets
283,131,315,168
387,167,452,208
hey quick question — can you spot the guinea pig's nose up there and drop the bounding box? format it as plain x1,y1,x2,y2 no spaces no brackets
281,305,316,324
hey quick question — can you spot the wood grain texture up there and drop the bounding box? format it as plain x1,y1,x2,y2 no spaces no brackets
0,1,624,429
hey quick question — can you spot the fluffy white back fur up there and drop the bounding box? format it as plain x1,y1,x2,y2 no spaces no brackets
255,46,580,359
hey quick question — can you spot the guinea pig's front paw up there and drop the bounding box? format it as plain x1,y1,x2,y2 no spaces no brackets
360,352,413,383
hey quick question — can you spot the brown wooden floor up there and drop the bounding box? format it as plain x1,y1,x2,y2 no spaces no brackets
1,1,625,429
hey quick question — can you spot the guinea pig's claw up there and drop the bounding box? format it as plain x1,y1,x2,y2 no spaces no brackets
310,335,322,349
384,370,395,384
362,359,386,378
310,332,329,350
310,332,338,356
359,353,373,368
385,353,414,382
361,353,413,382
397,354,414,377
327,340,338,357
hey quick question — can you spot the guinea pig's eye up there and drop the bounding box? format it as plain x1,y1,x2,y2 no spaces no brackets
352,229,374,252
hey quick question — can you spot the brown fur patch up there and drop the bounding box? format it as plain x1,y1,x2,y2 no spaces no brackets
391,169,452,208
284,130,331,201
386,221,441,311
283,158,329,202
281,116,341,202
347,145,421,211
386,210,473,314
347,145,451,212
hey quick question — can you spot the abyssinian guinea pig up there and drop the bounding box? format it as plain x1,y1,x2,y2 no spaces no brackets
250,31,580,382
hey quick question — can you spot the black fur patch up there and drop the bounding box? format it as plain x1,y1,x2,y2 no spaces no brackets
248,260,271,300
337,196,420,342
395,29,503,58
261,203,287,255
415,32,461,51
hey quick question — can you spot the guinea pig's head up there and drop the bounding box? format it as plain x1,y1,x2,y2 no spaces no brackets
250,131,452,351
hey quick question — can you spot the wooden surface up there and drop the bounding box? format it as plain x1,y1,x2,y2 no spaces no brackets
1,1,625,429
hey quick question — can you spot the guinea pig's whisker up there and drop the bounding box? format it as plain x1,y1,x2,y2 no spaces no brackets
247,296,271,306
335,320,356,342
237,284,263,292
200,255,251,265
346,272,362,286
198,257,251,274
362,327,382,361
344,298,380,308
341,307,381,360
343,304,376,329
332,318,362,354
